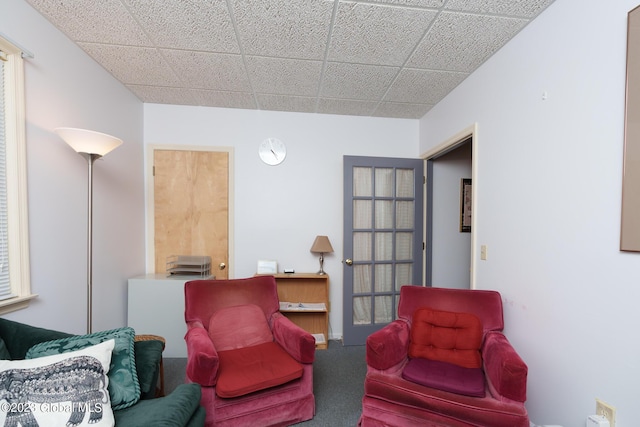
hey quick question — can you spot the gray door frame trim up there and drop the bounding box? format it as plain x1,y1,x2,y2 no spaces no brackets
420,123,478,289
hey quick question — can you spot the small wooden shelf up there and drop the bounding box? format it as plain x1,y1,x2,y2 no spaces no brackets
266,273,330,350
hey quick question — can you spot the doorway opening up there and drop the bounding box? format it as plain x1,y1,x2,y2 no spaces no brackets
422,124,477,289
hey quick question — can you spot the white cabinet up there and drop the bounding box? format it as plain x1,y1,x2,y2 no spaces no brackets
128,274,201,357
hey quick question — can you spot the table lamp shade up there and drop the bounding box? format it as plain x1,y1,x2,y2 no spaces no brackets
310,235,333,254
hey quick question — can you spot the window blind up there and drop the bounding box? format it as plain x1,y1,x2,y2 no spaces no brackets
0,56,13,300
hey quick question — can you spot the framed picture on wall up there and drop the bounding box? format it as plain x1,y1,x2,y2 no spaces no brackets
460,178,472,233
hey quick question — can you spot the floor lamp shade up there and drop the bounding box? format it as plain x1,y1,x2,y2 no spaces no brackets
55,127,122,333
55,127,123,156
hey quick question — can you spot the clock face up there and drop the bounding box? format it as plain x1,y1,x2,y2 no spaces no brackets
259,138,286,166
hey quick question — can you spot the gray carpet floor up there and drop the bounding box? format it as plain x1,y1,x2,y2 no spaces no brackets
164,340,366,426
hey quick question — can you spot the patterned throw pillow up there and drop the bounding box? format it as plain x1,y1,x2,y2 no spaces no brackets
26,327,140,410
0,339,115,426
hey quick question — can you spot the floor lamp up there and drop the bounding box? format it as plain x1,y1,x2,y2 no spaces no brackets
55,128,123,334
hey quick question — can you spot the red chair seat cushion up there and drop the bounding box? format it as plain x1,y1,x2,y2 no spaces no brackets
409,307,483,368
216,342,303,398
402,357,486,397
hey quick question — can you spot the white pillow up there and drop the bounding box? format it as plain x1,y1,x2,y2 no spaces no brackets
0,339,115,427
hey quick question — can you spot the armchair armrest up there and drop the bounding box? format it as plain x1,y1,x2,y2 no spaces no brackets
184,323,219,386
482,331,528,402
271,312,315,364
366,320,410,371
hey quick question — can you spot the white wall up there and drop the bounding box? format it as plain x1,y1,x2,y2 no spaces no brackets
1,0,145,333
420,0,640,425
143,104,419,339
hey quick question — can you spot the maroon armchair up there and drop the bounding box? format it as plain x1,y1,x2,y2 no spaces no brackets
360,286,529,427
184,276,316,426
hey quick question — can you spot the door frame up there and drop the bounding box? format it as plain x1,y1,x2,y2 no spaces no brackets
145,144,235,277
420,123,478,288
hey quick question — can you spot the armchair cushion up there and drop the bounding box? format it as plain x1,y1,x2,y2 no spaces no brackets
208,304,273,351
216,342,303,398
26,326,140,410
402,357,485,397
409,307,482,368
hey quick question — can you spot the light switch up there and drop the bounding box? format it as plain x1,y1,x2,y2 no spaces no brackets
480,245,488,260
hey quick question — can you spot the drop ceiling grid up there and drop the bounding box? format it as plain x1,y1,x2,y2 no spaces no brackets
25,0,556,119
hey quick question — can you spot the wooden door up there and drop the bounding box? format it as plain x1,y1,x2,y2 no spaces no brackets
153,149,229,279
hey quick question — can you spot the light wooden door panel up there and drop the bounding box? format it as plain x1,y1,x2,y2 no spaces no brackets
154,149,229,278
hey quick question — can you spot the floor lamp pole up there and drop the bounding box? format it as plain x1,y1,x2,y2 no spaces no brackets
82,153,100,334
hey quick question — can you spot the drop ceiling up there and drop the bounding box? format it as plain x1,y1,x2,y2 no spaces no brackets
26,0,555,119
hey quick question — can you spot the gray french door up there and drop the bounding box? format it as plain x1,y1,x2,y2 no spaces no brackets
342,156,424,346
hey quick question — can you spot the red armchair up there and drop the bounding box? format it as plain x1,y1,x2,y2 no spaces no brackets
360,286,529,427
184,276,316,427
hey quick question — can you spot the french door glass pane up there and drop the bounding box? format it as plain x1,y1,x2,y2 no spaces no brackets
396,169,414,198
354,200,372,229
353,232,372,261
354,297,371,325
375,232,393,261
374,264,392,292
353,265,371,293
375,168,394,197
396,264,413,290
375,200,393,229
396,201,414,229
374,296,392,323
353,167,372,197
396,232,413,260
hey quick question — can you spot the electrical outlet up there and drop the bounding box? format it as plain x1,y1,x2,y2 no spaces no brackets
596,398,616,427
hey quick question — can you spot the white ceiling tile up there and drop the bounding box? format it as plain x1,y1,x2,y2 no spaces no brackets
408,12,527,72
366,0,444,8
316,98,379,116
77,43,182,86
27,0,556,119
231,0,334,60
373,101,433,119
126,85,200,105
26,0,151,46
256,94,318,113
123,0,239,53
385,69,467,104
161,50,251,92
192,90,257,109
445,0,555,18
328,2,438,66
321,63,399,100
246,57,323,96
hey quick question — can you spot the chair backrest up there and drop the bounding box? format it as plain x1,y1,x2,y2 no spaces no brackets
398,286,504,334
184,276,280,330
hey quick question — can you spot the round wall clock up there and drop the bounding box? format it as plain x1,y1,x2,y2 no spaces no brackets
259,138,287,166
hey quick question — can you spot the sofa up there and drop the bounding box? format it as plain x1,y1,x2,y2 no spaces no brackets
0,318,205,426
